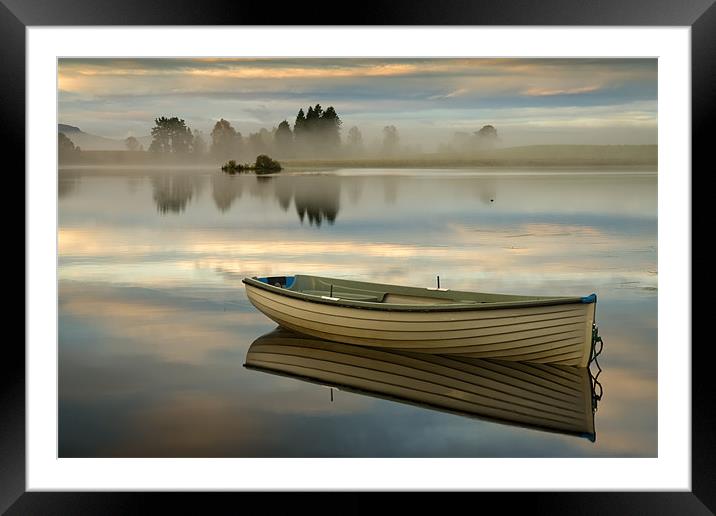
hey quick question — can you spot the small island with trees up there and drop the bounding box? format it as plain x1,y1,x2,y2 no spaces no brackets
222,154,282,174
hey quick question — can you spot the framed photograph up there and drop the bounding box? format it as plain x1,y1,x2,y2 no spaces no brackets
8,0,708,512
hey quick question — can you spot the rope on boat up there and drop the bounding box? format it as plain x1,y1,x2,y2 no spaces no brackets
588,323,604,411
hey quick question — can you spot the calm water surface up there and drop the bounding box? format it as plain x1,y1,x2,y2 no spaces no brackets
58,167,657,457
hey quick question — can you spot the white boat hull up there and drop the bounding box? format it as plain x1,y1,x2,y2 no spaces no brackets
245,283,596,366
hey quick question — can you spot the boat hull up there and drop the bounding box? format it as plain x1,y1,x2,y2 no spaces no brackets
245,283,596,366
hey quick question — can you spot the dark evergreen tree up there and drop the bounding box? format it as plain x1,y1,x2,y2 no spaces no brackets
294,108,308,149
305,106,316,127
320,106,341,149
292,104,343,156
295,108,306,132
310,104,323,125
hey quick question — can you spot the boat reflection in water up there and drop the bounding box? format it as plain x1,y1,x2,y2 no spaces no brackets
244,328,602,442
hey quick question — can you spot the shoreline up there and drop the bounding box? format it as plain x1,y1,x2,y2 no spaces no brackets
58,144,658,170
58,165,657,177
59,158,658,170
59,158,658,169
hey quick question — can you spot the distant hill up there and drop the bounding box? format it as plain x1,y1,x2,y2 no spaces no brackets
58,123,82,133
58,124,151,151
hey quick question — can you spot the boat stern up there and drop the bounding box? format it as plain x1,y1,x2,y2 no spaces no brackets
579,293,598,367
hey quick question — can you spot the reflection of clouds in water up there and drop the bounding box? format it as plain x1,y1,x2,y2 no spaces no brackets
60,281,265,363
383,176,398,203
58,220,657,295
583,368,656,456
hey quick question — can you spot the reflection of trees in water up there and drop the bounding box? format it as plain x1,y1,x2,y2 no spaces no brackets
383,176,398,203
207,173,345,227
125,177,142,194
274,178,294,211
346,177,364,204
293,177,340,227
211,173,243,212
151,174,204,214
247,175,274,202
58,169,84,199
256,176,341,227
58,176,80,199
472,178,497,205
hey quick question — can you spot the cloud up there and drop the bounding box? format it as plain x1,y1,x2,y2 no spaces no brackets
427,88,469,100
57,58,658,144
523,85,603,96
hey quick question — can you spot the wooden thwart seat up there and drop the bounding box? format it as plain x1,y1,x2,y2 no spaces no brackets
303,290,386,302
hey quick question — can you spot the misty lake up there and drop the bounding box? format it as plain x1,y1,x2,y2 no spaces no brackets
58,166,657,457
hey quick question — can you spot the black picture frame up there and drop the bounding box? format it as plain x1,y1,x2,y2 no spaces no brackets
6,0,710,513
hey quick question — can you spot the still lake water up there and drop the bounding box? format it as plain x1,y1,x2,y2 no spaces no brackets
58,166,657,457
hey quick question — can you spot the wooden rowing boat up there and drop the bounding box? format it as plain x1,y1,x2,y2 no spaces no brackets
244,328,598,441
243,274,598,367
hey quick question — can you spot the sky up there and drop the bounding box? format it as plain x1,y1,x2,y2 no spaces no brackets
58,58,657,149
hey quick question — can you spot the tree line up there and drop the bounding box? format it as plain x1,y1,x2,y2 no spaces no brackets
141,106,341,160
59,107,499,162
141,105,408,160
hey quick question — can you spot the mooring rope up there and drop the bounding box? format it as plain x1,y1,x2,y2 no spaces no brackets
589,324,604,411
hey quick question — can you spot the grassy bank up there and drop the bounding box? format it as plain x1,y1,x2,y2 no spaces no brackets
60,145,657,168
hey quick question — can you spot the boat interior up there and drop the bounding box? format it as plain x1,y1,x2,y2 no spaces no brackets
254,274,564,305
